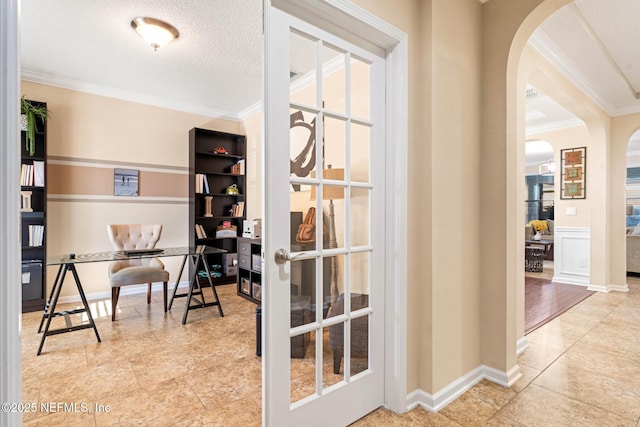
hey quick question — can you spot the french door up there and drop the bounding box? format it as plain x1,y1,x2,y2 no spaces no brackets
263,2,386,426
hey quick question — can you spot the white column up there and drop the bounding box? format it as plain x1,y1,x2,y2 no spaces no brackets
0,0,23,425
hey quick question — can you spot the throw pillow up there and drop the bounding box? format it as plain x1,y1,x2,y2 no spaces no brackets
529,220,548,233
546,219,554,234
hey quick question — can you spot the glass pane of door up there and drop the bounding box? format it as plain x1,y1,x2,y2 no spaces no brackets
287,21,377,402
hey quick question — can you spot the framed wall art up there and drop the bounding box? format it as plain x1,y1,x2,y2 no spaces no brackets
114,168,139,196
560,147,586,199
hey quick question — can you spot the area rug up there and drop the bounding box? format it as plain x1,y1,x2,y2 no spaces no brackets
525,277,595,334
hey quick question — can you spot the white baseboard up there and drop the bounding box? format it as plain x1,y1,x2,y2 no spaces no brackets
406,366,484,412
548,278,629,293
516,336,529,355
606,283,629,292
56,281,191,305
551,276,591,287
406,363,522,412
585,283,630,292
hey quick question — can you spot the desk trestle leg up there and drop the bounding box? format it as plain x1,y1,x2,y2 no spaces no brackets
36,263,101,356
180,254,225,325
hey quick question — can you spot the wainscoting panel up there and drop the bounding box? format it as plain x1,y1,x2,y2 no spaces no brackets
553,227,590,286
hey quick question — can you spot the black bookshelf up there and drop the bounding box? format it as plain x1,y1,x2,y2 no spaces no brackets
20,100,47,312
189,127,246,286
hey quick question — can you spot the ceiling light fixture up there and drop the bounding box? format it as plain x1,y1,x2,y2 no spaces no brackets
538,159,556,176
131,17,179,51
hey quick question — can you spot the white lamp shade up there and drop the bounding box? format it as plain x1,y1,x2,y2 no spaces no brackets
310,168,345,200
131,17,179,50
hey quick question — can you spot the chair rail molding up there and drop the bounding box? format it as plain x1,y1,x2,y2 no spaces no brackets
552,227,591,287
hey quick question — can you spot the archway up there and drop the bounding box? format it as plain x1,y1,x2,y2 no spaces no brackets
482,0,629,377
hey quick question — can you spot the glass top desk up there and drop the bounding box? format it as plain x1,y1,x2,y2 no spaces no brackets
38,246,225,355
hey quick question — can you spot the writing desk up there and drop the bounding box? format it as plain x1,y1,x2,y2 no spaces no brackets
39,246,225,355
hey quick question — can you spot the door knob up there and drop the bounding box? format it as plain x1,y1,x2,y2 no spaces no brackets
274,248,291,264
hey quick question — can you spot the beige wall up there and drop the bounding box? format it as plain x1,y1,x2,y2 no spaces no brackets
242,110,263,222
351,0,423,394
305,0,631,397
22,81,247,298
480,0,574,377
527,124,591,227
429,0,483,392
352,0,486,393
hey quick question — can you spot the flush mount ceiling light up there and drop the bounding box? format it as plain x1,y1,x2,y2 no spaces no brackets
131,17,179,51
538,159,556,176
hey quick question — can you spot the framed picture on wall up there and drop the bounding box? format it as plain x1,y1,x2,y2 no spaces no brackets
114,168,139,196
560,147,586,199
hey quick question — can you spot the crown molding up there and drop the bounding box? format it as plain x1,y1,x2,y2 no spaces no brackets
528,33,640,118
238,100,262,121
527,32,616,116
20,69,242,122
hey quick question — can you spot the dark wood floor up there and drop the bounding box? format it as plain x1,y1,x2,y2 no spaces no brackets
525,277,595,334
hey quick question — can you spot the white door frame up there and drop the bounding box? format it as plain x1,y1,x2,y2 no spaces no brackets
265,0,408,415
0,0,23,425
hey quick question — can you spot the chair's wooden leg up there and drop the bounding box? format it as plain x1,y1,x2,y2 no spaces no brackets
147,283,152,304
163,281,168,313
111,287,120,321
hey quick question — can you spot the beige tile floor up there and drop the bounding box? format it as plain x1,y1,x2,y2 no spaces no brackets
20,277,640,426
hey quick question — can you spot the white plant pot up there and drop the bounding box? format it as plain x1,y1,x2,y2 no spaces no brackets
20,114,27,131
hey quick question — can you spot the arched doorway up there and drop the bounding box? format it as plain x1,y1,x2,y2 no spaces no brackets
488,0,632,375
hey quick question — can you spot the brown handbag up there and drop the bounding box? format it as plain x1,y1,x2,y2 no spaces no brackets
296,207,316,243
296,207,330,244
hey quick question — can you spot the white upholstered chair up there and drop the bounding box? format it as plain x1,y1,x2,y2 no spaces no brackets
107,224,169,321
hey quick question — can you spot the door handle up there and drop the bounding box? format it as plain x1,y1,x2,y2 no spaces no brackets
274,248,304,264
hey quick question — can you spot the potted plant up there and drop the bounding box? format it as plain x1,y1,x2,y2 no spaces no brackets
20,97,50,156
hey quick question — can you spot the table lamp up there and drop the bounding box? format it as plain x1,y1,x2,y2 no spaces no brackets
310,165,345,306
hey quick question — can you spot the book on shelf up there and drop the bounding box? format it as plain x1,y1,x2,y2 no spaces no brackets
33,161,45,187
195,224,207,239
203,175,210,194
195,173,210,194
21,164,34,186
232,201,245,217
230,159,245,175
28,224,44,247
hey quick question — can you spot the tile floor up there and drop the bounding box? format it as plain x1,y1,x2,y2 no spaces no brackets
20,277,640,426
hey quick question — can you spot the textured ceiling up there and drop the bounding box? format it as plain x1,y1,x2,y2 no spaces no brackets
525,0,640,165
20,0,640,129
20,0,263,119
531,0,640,116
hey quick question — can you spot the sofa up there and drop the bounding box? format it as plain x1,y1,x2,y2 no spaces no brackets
525,219,554,261
626,228,640,273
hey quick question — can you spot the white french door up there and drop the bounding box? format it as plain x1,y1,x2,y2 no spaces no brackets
263,2,386,426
